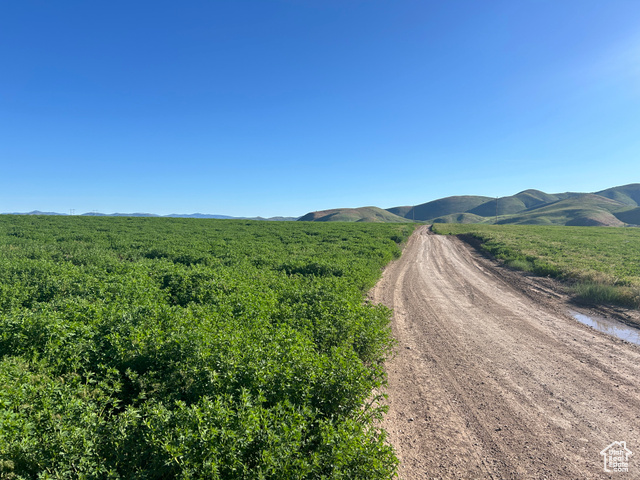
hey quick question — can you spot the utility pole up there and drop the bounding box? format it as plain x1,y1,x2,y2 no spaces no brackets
495,197,498,225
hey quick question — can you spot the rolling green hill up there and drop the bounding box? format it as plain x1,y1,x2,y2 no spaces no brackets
596,184,640,206
498,194,626,226
298,184,640,225
614,206,640,225
401,196,492,222
298,206,410,223
513,189,567,208
385,205,413,218
432,213,487,224
403,187,636,226
469,197,526,217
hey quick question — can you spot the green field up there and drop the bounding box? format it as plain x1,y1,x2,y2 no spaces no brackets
432,223,640,308
0,216,413,479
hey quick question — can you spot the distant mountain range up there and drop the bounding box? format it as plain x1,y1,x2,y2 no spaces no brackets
1,211,298,221
299,184,640,226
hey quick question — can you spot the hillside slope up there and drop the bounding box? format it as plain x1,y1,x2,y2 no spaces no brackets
596,184,640,206
298,184,639,225
497,194,626,226
298,206,410,223
614,206,640,225
391,196,492,222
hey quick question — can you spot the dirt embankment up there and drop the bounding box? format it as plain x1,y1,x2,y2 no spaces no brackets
371,226,640,479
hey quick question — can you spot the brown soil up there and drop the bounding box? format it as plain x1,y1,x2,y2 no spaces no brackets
371,226,640,479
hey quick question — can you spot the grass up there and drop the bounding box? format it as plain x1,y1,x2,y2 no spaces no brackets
573,283,640,308
504,258,535,271
432,223,640,309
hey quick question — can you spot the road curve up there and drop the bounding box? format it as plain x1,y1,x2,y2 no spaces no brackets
371,226,640,479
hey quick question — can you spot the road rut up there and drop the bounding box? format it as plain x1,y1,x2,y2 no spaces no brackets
372,226,640,479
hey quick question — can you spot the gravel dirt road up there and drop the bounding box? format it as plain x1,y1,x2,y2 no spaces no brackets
371,226,640,479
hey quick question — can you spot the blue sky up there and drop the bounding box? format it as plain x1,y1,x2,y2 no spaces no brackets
2,1,639,217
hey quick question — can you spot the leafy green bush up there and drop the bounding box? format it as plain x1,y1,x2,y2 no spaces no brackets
573,282,640,308
505,258,533,271
0,216,412,478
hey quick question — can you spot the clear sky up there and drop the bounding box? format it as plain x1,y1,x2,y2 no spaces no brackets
2,1,639,217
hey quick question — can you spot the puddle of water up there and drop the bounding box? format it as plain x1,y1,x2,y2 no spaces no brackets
569,310,640,346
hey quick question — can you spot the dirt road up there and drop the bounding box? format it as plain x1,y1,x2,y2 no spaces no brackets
371,226,640,479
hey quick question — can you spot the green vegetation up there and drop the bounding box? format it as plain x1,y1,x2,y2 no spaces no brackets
615,207,640,225
301,184,640,226
0,215,414,479
432,213,486,224
432,223,640,309
497,194,625,226
389,195,492,222
512,189,568,208
597,184,640,206
298,206,410,223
